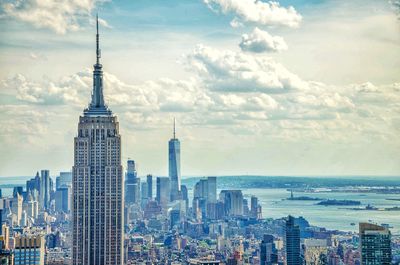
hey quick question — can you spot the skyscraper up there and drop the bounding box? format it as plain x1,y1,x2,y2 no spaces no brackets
285,215,301,265
146,174,153,199
14,234,45,265
169,119,181,201
156,177,170,208
125,160,140,204
359,223,392,265
72,16,123,265
40,170,50,210
220,190,244,216
260,234,278,265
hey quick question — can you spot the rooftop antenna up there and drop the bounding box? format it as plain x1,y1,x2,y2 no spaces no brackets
96,13,101,65
173,118,176,139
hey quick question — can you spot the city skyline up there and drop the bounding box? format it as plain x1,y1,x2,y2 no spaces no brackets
1,0,400,177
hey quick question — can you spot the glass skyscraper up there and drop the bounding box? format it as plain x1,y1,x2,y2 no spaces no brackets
285,215,301,265
168,119,181,201
360,223,392,265
72,16,123,265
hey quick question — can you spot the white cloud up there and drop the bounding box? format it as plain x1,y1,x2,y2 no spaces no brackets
204,0,302,28
239,27,288,53
186,44,308,93
1,0,107,34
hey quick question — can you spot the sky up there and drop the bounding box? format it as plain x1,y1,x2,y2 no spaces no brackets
0,0,399,177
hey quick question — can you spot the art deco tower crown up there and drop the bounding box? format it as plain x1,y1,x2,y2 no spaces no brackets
83,14,112,117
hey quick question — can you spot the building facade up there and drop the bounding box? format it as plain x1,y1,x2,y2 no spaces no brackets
125,160,140,205
72,17,124,265
285,215,301,265
360,223,391,265
14,235,45,265
169,119,181,201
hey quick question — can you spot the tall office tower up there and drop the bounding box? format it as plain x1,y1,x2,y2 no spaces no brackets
13,187,23,198
140,182,149,209
156,177,170,208
146,174,153,199
220,190,244,216
26,172,41,195
40,170,51,210
56,172,72,189
72,17,123,265
250,196,258,219
169,119,181,201
10,193,23,226
359,223,392,265
125,160,140,204
14,234,45,265
285,215,301,265
55,186,71,213
180,184,189,211
260,234,278,265
207,177,217,203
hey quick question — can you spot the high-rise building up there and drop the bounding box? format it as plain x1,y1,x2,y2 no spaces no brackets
40,170,51,210
10,193,23,226
146,174,153,199
250,196,258,219
125,160,140,204
26,172,41,196
156,177,170,208
14,234,45,265
56,172,72,189
359,223,392,265
169,119,181,201
260,234,278,265
207,177,217,203
72,16,123,265
220,190,243,216
55,186,71,213
140,182,148,209
285,215,301,265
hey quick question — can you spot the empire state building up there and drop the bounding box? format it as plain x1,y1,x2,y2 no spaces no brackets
72,16,124,265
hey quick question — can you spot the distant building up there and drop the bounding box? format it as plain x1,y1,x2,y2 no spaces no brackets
207,177,217,203
260,234,278,265
220,190,243,216
125,160,140,205
359,223,391,265
14,234,45,265
169,119,181,201
146,174,153,199
55,186,71,213
285,215,301,265
156,177,170,208
140,182,148,209
40,170,51,210
250,196,258,219
26,172,41,196
56,172,72,189
170,209,181,229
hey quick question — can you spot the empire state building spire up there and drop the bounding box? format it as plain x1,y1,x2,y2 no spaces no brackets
84,14,111,116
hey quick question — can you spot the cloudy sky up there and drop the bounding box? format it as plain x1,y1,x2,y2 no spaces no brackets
0,0,399,177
